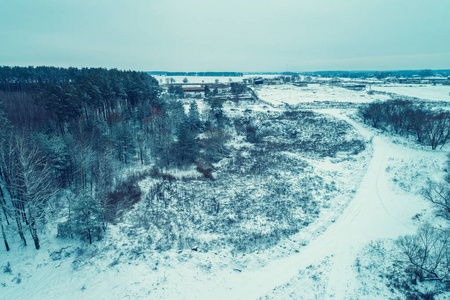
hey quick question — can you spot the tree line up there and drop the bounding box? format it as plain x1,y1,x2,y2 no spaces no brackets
359,100,450,150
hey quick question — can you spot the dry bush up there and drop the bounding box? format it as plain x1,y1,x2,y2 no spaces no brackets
105,174,143,223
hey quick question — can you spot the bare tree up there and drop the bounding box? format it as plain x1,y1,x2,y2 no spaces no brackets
0,136,28,247
423,112,450,150
68,120,96,191
422,181,450,221
13,136,57,249
397,224,450,282
0,186,9,251
406,107,428,143
92,151,114,230
0,114,11,250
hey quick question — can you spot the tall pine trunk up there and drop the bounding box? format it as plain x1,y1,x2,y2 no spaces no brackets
0,186,10,225
27,207,40,250
30,221,40,250
14,208,26,246
0,211,9,251
88,228,92,245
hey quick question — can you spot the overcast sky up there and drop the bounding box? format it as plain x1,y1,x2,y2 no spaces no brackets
1,0,449,72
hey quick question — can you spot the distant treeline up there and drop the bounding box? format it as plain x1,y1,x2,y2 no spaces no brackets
0,66,159,95
147,71,243,77
300,69,450,79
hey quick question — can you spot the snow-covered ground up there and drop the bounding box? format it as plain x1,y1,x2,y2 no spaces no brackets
243,110,445,299
137,110,444,300
255,84,390,106
372,84,450,102
1,85,449,299
256,83,450,107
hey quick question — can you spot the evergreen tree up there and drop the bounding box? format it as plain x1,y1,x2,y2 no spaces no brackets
188,101,202,132
204,85,211,97
112,124,136,164
63,194,103,244
175,115,197,166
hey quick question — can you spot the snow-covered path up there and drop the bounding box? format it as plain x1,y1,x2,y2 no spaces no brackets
177,110,432,299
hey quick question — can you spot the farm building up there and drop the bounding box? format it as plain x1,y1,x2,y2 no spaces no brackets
182,86,205,92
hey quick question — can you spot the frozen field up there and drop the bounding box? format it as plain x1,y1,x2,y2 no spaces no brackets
372,84,450,101
255,84,390,106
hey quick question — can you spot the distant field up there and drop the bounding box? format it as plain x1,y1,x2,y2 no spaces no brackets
372,84,450,101
255,84,390,106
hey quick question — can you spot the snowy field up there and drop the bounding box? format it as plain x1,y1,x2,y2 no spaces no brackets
255,84,390,106
372,84,450,102
1,84,449,299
